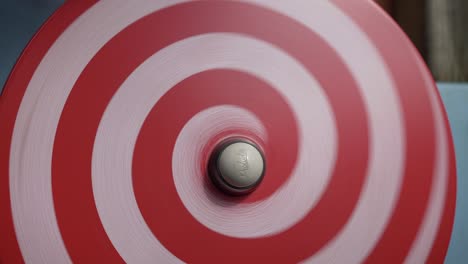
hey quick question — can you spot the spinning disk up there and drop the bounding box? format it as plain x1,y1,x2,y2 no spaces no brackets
0,1,456,263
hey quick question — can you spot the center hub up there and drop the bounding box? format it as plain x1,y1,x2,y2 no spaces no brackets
208,138,265,195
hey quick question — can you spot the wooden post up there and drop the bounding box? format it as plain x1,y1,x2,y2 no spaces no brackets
374,0,428,63
393,0,427,60
375,0,393,13
427,0,468,82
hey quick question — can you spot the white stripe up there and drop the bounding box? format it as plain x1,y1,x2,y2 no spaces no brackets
92,33,336,262
93,0,405,261
9,0,447,263
242,1,404,263
9,1,188,263
403,50,449,263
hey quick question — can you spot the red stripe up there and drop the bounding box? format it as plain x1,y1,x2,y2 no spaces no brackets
424,34,457,264
52,1,368,262
331,0,455,262
133,68,367,263
427,135,457,264
0,1,97,263
133,70,299,259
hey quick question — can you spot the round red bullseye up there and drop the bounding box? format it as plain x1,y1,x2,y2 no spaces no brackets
0,0,456,263
52,2,368,262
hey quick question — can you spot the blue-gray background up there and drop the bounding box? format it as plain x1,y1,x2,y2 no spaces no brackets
0,2,466,263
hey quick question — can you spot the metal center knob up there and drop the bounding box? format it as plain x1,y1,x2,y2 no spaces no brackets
208,139,265,195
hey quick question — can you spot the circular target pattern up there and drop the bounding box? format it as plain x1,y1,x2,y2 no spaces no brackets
0,1,456,264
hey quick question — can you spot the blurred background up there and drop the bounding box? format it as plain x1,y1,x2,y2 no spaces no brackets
375,0,468,82
0,0,64,91
0,1,466,263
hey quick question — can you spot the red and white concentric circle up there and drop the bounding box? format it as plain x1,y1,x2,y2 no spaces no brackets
0,1,456,264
